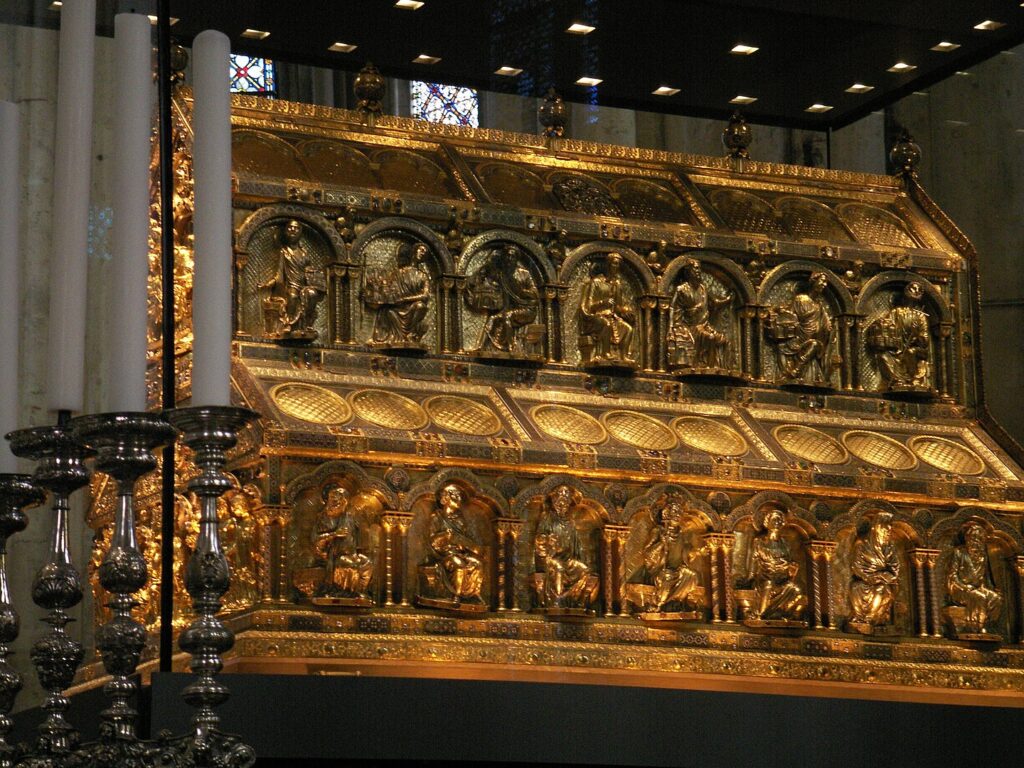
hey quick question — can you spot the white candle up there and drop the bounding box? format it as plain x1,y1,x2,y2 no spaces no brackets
46,0,96,414
109,13,153,413
190,30,233,407
0,102,21,472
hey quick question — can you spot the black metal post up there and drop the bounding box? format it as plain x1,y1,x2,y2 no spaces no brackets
156,0,177,674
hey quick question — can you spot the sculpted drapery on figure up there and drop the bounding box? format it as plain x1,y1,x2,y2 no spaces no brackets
532,485,599,613
765,271,840,386
626,496,705,617
464,243,541,358
847,511,901,634
743,504,808,626
945,521,1004,638
362,240,433,348
417,483,485,611
578,253,637,368
866,281,932,392
668,258,733,371
311,484,375,605
259,218,327,340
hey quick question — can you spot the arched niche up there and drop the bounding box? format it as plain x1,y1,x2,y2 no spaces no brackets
726,491,817,622
295,139,377,188
660,251,755,374
825,499,925,636
854,271,952,396
457,230,554,361
926,508,1022,640
282,461,396,604
232,129,310,180
757,262,853,388
350,217,454,353
558,243,656,370
620,484,721,617
235,204,345,343
402,469,508,610
511,475,612,612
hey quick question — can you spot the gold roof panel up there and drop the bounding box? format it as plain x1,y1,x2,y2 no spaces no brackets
270,383,352,425
424,395,503,436
773,425,848,465
603,410,678,451
841,430,918,471
349,389,429,431
531,405,607,445
672,416,748,457
909,435,986,475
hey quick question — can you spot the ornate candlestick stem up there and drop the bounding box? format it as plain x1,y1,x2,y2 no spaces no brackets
70,412,176,742
7,425,92,756
165,405,257,765
0,475,45,765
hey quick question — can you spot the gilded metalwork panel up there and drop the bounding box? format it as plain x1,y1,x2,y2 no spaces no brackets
707,189,788,236
773,425,848,465
373,148,459,198
549,172,622,217
349,389,430,430
271,383,353,425
842,431,918,471
424,395,502,437
775,196,853,243
838,202,919,248
612,178,693,224
909,436,985,475
296,139,377,188
474,162,551,209
672,417,748,457
603,411,678,451
232,129,310,179
531,405,607,445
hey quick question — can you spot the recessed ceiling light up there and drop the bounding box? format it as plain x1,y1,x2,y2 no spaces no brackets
494,66,523,76
806,103,833,113
413,54,440,64
1015,128,1024,134
945,119,969,126
328,42,357,53
395,0,424,9
887,61,917,73
567,23,595,35
652,86,680,96
955,70,972,77
731,44,759,55
845,83,874,94
931,41,960,52
974,19,1004,30
241,28,270,40
576,76,602,87
47,1,61,9
912,91,929,97
730,94,757,105
147,15,180,25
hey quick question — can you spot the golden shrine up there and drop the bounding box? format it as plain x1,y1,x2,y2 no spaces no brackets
89,82,1024,701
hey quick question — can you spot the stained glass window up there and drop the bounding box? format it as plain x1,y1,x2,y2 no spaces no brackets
230,54,276,96
410,81,479,127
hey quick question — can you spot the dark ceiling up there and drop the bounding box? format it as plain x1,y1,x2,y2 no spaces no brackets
5,0,1024,130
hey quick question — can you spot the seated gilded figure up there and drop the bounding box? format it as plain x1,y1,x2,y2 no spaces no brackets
667,259,733,372
362,240,432,349
417,483,486,612
847,512,901,635
259,218,327,341
532,485,599,615
741,504,808,627
311,485,375,606
464,244,542,359
625,496,705,619
764,271,840,387
945,521,1004,639
866,281,932,393
577,253,637,369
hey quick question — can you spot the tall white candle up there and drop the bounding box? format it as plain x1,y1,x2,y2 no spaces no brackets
109,13,153,413
190,30,233,407
0,101,21,473
46,0,96,414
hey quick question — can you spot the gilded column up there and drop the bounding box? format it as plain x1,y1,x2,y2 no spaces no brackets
839,315,854,390
495,522,508,612
616,529,630,617
441,275,457,352
925,550,943,638
395,513,413,606
657,298,671,371
740,307,755,378
542,287,555,362
703,535,721,623
808,542,828,630
507,521,524,612
910,550,930,638
705,533,737,623
602,527,615,617
818,543,838,630
940,323,955,400
1015,556,1024,644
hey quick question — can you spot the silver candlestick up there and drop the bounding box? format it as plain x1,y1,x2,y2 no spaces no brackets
0,475,45,767
6,425,93,759
69,412,176,751
159,406,257,768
